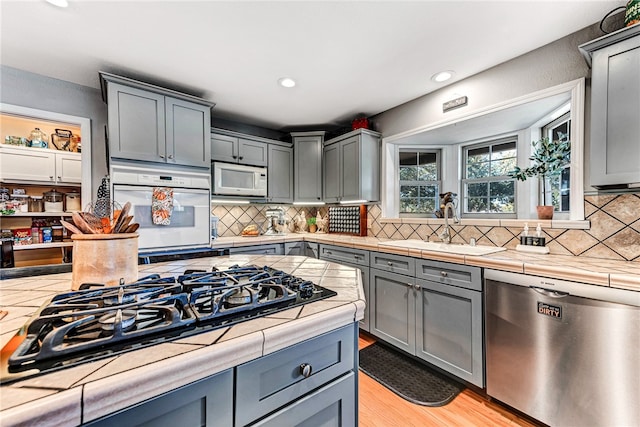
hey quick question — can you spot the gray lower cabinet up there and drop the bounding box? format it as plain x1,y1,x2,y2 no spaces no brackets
235,324,357,426
415,259,482,291
101,73,212,168
318,244,369,266
369,269,416,354
320,244,484,387
292,132,324,203
579,24,640,188
370,258,484,387
229,243,284,255
267,144,293,203
251,372,355,427
83,369,233,427
415,278,484,387
285,241,319,258
370,251,416,276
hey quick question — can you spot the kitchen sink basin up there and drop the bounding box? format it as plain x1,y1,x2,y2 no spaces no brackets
379,239,507,256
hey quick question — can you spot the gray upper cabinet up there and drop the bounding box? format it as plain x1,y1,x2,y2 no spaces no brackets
100,72,212,168
579,25,640,189
211,132,268,167
323,142,341,203
292,131,324,203
323,129,381,203
267,144,293,203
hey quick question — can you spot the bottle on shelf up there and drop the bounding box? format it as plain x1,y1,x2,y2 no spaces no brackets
31,220,40,244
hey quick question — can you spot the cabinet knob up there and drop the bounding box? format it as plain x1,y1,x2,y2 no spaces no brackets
406,283,413,288
387,261,393,266
49,176,54,180
414,283,421,291
232,155,237,159
239,156,243,161
168,154,174,160
57,176,61,180
159,154,165,159
326,251,332,255
299,363,313,378
440,271,448,277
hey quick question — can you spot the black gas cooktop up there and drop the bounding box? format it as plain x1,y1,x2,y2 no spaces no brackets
0,265,336,385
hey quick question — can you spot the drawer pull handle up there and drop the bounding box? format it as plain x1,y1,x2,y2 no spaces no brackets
299,363,313,378
326,251,332,255
440,271,448,277
387,261,393,266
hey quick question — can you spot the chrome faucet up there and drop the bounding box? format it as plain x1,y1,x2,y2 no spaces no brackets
439,201,459,244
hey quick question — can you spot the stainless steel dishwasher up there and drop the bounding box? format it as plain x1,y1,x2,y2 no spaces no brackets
485,269,640,427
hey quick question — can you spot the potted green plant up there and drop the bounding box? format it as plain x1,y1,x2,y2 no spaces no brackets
306,216,317,233
509,135,570,219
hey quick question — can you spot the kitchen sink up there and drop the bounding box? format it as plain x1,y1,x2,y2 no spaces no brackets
379,239,507,256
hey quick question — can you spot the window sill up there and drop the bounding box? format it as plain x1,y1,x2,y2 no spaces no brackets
380,217,590,230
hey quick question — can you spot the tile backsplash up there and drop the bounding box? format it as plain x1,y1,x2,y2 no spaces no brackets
213,192,640,262
211,205,327,237
367,193,640,262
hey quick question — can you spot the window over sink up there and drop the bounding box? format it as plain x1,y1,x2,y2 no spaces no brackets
382,79,585,223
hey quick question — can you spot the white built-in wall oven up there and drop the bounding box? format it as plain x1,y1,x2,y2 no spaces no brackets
111,164,211,252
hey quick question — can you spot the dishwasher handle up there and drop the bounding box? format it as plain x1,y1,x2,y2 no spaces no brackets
530,286,570,298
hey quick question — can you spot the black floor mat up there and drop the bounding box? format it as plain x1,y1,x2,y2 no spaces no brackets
359,342,464,407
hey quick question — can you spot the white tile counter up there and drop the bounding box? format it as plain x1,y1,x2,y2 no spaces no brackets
212,233,640,291
0,255,365,426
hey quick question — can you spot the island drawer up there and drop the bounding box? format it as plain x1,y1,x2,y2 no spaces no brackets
319,244,369,266
416,259,482,291
235,323,355,426
370,251,415,276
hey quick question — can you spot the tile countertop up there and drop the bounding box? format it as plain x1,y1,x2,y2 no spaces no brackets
213,233,640,292
0,255,365,426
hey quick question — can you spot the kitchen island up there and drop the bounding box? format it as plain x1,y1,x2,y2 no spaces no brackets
0,254,365,426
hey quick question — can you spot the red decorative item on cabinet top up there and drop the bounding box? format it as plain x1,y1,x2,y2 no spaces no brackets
352,117,369,130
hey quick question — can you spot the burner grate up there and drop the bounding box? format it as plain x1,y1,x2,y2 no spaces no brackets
1,265,337,384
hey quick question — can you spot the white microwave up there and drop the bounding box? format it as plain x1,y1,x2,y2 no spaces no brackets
212,162,267,197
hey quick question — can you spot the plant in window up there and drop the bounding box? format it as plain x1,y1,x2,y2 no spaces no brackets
509,135,570,219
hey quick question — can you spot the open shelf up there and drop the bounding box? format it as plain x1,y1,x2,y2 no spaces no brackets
1,212,75,217
12,242,73,251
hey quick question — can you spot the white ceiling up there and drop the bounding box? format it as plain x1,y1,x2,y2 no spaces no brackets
0,0,624,131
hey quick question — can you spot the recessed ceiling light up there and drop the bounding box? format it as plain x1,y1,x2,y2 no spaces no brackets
45,0,69,7
278,77,296,88
431,71,454,83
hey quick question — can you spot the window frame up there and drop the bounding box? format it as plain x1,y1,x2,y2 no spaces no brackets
380,79,585,222
541,112,571,216
461,136,518,219
398,148,442,217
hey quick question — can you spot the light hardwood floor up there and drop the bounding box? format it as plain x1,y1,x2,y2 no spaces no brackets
358,333,541,427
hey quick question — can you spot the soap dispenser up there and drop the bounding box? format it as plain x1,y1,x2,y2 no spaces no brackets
520,223,529,245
